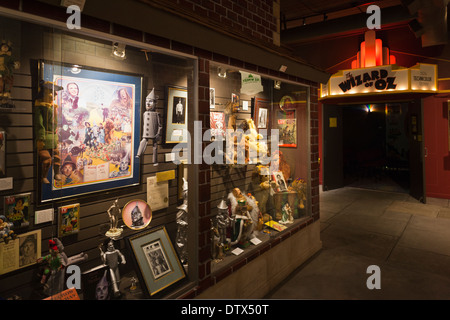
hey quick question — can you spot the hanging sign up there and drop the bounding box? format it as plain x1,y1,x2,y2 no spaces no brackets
240,71,263,95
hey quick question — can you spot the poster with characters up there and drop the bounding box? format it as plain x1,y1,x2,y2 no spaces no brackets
210,111,226,139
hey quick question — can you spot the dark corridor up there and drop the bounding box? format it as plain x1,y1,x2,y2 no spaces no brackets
342,103,410,193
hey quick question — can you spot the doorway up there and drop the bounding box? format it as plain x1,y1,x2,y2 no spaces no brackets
322,100,425,202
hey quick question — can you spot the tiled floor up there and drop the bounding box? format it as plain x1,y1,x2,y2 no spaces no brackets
265,187,450,300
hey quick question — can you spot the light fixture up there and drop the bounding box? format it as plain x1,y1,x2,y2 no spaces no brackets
70,64,82,74
274,80,281,89
112,42,126,60
279,65,287,72
218,67,227,78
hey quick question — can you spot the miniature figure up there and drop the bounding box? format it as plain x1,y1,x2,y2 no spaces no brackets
175,178,188,266
279,202,294,225
129,277,138,292
99,239,126,298
0,215,16,244
34,81,64,184
211,199,232,260
105,199,123,239
0,40,20,107
136,88,162,165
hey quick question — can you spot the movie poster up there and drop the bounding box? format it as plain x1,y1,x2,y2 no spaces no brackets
277,109,297,148
210,111,226,139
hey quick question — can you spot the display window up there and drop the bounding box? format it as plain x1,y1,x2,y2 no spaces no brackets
208,63,311,271
0,15,198,299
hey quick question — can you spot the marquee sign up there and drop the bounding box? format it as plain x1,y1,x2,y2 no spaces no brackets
320,63,437,100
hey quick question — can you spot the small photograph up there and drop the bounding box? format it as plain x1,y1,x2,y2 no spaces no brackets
0,131,5,178
58,203,80,237
258,108,268,129
273,171,288,192
122,199,152,230
81,264,112,300
210,88,215,109
142,240,172,280
172,96,186,124
4,193,31,228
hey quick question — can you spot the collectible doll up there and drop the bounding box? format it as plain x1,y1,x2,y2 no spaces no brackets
33,81,64,184
0,215,16,244
99,239,126,298
0,40,20,107
136,88,162,165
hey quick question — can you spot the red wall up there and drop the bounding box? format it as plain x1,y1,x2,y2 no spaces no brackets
423,95,450,199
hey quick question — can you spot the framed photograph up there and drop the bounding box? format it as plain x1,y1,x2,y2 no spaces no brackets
58,203,80,237
254,97,270,129
0,229,41,275
209,87,215,109
122,199,152,230
81,264,112,300
210,111,226,139
277,109,297,148
165,86,188,144
126,226,185,296
34,60,142,204
273,171,288,192
4,193,31,229
0,131,5,178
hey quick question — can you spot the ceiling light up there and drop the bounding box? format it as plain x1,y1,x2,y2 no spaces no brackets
274,80,281,89
112,42,126,60
70,64,82,74
218,67,227,78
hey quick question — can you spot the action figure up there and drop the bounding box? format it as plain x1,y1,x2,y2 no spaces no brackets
0,40,20,107
136,88,162,165
105,199,123,239
33,81,64,184
211,200,232,260
0,215,16,244
99,239,126,298
175,178,188,266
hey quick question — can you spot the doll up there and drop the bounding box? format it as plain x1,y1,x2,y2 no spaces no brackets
136,88,162,165
0,40,20,107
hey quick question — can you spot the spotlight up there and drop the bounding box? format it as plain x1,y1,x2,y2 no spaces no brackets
218,67,227,78
274,80,281,89
112,42,126,60
70,64,81,74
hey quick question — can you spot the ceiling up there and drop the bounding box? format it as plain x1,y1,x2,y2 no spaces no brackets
278,0,450,74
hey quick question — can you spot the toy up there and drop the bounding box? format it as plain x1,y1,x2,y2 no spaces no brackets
0,215,16,244
105,199,123,239
99,239,126,298
33,81,64,184
0,40,20,107
210,199,233,261
136,88,162,165
227,188,255,248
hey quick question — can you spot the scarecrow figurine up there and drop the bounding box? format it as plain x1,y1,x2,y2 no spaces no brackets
136,88,162,165
33,80,64,184
0,40,20,107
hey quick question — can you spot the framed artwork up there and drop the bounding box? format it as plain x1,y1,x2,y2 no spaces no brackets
209,87,215,109
273,171,288,192
210,111,226,139
58,203,80,237
165,86,188,144
34,60,142,204
4,193,31,229
0,229,41,275
122,199,152,230
277,109,297,148
232,93,240,109
81,264,112,300
126,226,185,296
254,97,270,129
0,131,5,178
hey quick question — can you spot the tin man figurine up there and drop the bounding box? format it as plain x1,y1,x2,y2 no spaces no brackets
99,239,126,298
136,88,162,165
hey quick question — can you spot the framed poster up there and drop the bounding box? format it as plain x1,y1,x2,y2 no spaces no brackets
58,203,80,237
277,109,297,148
254,97,270,129
4,193,31,229
126,226,185,296
34,60,142,204
210,111,226,139
165,86,188,144
0,131,5,178
122,199,152,230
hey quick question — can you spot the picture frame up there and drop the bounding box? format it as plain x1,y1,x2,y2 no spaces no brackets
165,86,188,144
126,226,185,296
122,199,152,230
209,87,215,109
34,60,142,204
58,203,80,237
273,171,288,192
4,193,31,229
0,131,5,178
254,97,270,129
210,111,226,139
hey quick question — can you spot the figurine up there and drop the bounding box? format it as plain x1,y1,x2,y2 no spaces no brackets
227,188,254,248
211,200,232,260
136,88,162,165
175,178,188,266
0,40,20,107
279,202,294,225
0,215,16,244
105,199,123,239
99,239,126,298
33,81,64,184
129,277,138,292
